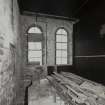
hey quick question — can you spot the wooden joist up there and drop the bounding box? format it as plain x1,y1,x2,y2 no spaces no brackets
47,76,76,105
61,72,105,98
47,72,105,105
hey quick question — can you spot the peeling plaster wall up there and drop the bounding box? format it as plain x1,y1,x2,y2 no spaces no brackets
0,0,22,105
20,15,73,67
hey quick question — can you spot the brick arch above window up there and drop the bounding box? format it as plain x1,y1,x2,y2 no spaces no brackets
27,25,43,42
28,26,42,34
25,24,43,35
55,27,69,35
56,28,67,35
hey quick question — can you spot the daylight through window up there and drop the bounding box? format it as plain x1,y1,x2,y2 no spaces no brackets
56,28,68,65
28,26,42,65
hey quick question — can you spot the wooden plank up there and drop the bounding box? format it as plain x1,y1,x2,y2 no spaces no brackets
50,72,105,105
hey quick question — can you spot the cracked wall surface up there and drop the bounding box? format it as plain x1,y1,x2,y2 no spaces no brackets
0,0,23,105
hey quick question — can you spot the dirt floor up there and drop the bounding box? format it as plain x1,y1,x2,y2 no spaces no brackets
28,79,65,105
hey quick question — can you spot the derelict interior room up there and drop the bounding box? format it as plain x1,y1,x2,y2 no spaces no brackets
0,0,105,105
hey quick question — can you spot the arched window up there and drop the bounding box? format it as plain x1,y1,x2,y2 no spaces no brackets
28,27,42,34
56,28,68,65
27,26,42,65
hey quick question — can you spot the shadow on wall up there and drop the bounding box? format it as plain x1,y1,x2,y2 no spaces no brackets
74,4,105,85
100,24,105,38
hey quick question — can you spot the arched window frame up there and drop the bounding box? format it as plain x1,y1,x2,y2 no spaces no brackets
55,27,68,65
27,25,43,65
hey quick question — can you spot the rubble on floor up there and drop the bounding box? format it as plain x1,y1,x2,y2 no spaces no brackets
28,79,65,105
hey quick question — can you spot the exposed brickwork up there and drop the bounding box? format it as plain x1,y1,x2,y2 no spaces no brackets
20,15,73,68
20,16,74,104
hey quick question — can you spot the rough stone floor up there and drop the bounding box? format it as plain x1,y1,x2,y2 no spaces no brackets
28,79,65,105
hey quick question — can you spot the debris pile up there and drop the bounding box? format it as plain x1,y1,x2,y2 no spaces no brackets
47,72,105,105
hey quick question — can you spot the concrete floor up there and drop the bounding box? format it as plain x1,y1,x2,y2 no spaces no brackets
28,79,65,105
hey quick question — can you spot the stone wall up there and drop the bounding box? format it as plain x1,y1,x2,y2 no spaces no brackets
20,15,73,67
0,0,22,105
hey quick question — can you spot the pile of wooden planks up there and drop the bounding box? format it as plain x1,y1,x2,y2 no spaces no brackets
47,72,105,105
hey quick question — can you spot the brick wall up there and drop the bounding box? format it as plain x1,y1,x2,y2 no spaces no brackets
20,15,73,67
0,0,22,105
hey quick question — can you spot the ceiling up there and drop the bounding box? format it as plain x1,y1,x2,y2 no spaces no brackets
18,0,104,18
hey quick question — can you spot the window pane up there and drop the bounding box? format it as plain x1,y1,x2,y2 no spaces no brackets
29,57,42,65
56,28,68,65
62,51,67,57
28,27,42,34
61,58,67,64
56,35,67,42
61,43,67,49
28,51,42,58
56,58,61,64
61,29,67,35
56,58,67,64
56,35,62,42
56,43,62,49
56,43,67,50
56,29,67,35
29,57,41,62
56,29,62,34
56,50,62,57
28,42,41,50
62,35,67,42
